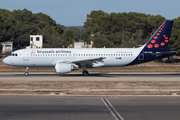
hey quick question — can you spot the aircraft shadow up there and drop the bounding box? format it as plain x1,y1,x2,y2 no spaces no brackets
59,73,180,77
0,73,180,78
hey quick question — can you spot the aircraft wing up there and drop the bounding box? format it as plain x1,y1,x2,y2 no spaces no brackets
72,57,106,65
59,57,106,67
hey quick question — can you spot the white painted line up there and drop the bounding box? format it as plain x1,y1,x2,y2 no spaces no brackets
101,98,124,120
101,98,118,120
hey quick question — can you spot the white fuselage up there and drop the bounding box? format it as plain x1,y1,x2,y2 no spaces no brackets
3,47,143,67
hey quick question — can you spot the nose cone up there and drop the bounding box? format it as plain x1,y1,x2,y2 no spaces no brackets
3,57,10,65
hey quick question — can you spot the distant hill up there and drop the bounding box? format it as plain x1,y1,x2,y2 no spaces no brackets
66,26,85,29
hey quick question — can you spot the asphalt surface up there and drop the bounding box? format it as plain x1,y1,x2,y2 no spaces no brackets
110,96,180,120
0,95,180,120
0,73,180,119
0,72,180,81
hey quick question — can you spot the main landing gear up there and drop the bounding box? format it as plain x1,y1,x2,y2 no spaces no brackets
81,66,89,76
25,67,29,76
82,70,89,76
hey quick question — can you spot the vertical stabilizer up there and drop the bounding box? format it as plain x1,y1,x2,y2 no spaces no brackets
143,21,174,51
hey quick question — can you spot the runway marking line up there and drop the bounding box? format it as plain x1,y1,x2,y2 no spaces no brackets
101,98,124,120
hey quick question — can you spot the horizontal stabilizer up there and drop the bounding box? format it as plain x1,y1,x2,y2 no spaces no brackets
153,51,177,56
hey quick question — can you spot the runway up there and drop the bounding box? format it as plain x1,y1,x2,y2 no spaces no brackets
0,95,180,120
1,73,180,118
0,72,180,81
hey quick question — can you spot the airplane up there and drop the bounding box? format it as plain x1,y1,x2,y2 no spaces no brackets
3,21,177,76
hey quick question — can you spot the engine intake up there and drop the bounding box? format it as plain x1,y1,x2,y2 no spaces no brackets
55,63,72,73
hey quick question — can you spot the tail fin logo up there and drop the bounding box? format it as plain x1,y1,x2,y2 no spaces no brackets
144,21,173,50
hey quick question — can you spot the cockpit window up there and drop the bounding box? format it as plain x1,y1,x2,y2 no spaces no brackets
11,53,18,56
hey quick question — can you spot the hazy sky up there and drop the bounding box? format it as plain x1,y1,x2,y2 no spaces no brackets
1,0,180,26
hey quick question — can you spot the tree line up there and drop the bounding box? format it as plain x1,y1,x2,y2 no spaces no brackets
0,9,180,56
0,8,83,50
84,10,180,55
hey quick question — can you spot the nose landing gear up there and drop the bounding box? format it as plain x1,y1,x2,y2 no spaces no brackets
25,67,29,76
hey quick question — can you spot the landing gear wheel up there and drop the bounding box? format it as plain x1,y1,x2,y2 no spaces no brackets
82,70,89,76
25,72,29,76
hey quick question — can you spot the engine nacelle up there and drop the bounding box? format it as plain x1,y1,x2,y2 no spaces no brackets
55,63,72,73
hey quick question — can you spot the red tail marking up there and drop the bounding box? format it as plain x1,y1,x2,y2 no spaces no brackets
154,44,159,48
154,36,158,39
147,44,153,48
151,40,156,43
165,40,169,43
156,33,160,36
160,42,165,46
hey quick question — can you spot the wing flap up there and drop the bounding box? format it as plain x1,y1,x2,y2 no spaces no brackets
72,57,106,65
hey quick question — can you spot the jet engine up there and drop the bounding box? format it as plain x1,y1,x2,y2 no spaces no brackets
55,63,79,73
55,63,72,73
